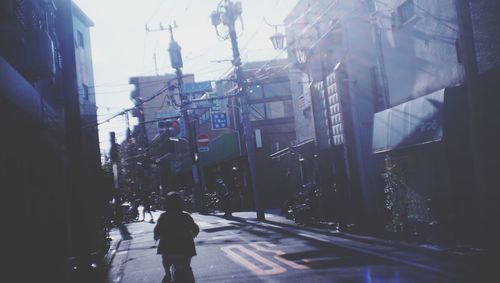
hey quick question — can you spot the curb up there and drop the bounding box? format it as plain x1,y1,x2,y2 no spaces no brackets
103,232,122,269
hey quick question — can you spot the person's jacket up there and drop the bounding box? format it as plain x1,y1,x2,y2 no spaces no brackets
154,211,199,256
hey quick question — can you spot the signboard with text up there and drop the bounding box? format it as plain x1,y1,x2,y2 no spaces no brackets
211,112,228,130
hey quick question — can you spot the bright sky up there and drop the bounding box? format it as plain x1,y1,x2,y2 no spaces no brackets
72,0,299,155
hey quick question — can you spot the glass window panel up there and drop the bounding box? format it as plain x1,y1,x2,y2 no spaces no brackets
284,100,294,117
250,103,265,121
248,84,263,99
263,81,289,98
266,101,285,119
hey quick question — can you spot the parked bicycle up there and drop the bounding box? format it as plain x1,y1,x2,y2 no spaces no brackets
282,184,321,226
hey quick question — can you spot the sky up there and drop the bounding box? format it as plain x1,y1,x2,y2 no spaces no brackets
72,0,299,155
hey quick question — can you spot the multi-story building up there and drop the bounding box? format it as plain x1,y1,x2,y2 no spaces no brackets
236,60,297,209
284,0,379,225
0,0,105,281
128,74,194,194
129,74,195,143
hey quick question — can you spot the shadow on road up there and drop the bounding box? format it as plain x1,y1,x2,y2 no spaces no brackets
117,223,133,240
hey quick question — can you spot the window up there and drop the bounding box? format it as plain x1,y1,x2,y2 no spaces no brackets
365,0,376,12
370,66,385,111
77,30,84,48
263,81,290,98
250,101,293,121
397,0,416,25
250,103,265,121
266,101,285,119
82,84,89,100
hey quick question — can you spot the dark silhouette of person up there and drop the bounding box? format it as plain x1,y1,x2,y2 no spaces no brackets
216,179,232,218
154,192,200,283
142,195,154,222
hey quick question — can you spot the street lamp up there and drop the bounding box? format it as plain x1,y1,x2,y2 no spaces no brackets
270,30,286,50
264,18,286,50
295,47,309,65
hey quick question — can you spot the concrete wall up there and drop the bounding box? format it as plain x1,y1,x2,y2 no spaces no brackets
287,69,317,143
342,1,381,220
72,3,96,117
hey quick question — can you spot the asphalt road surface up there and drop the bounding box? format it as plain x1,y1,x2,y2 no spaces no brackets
107,211,481,283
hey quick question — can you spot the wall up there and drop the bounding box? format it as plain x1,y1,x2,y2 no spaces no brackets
469,0,500,75
342,0,381,222
72,3,96,117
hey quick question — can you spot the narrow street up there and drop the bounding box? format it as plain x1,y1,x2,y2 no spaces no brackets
107,211,482,283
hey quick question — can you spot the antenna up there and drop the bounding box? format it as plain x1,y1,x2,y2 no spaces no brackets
153,52,159,75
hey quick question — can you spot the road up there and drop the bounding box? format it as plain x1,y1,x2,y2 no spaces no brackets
107,211,481,283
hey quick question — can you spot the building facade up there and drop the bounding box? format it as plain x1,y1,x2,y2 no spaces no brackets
0,0,106,281
370,0,500,245
285,0,380,225
239,60,297,209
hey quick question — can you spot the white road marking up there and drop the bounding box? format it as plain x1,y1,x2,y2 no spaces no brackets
249,242,309,270
298,231,444,274
298,232,330,242
221,245,287,276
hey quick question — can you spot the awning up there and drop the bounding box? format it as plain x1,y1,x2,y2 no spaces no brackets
269,138,315,159
171,132,243,174
199,132,241,167
373,89,444,154
270,147,291,159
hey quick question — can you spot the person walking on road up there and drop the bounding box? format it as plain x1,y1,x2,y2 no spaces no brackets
142,195,154,222
216,178,232,218
154,192,200,283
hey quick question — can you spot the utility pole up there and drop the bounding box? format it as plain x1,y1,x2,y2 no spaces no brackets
211,0,265,220
109,132,122,223
148,22,206,212
136,98,152,196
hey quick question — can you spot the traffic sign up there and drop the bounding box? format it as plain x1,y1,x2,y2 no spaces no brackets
181,81,213,94
197,133,210,152
211,112,228,129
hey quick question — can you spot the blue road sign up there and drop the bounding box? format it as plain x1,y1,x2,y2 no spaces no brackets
211,112,228,129
181,81,213,94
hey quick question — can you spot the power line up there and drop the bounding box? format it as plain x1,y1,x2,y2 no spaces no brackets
86,76,183,129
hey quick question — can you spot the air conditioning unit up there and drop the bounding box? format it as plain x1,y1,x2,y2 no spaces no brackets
392,0,419,29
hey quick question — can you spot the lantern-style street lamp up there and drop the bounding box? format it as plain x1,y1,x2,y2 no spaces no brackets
269,26,285,50
265,18,286,50
295,47,309,65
